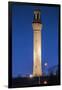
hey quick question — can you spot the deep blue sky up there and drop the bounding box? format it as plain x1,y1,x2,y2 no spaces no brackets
12,4,59,77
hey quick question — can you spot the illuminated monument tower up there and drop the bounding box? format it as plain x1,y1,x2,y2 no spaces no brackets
32,9,42,76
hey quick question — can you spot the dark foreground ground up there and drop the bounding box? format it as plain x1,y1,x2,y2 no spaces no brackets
11,75,60,88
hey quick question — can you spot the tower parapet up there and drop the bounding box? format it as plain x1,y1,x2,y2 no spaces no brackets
32,9,42,31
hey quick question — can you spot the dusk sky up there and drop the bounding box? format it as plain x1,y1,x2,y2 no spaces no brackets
12,3,59,77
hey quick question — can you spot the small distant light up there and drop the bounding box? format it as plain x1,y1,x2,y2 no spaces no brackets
44,62,48,66
53,72,56,75
29,74,33,78
43,81,47,84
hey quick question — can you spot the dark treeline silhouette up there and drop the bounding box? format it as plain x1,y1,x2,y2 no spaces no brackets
12,65,60,88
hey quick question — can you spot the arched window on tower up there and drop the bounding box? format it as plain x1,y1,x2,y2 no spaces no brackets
37,13,40,20
34,13,37,21
37,13,39,20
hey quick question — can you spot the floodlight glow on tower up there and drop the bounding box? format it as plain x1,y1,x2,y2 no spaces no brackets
32,9,42,76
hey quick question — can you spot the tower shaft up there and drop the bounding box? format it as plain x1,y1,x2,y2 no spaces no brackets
32,9,42,77
33,30,41,76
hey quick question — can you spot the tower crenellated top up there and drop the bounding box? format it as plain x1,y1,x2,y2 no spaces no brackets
32,9,42,24
32,9,42,31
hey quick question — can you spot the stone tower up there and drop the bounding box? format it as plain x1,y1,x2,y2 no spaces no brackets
32,9,42,76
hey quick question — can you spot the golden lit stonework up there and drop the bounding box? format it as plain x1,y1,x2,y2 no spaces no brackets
32,9,42,76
